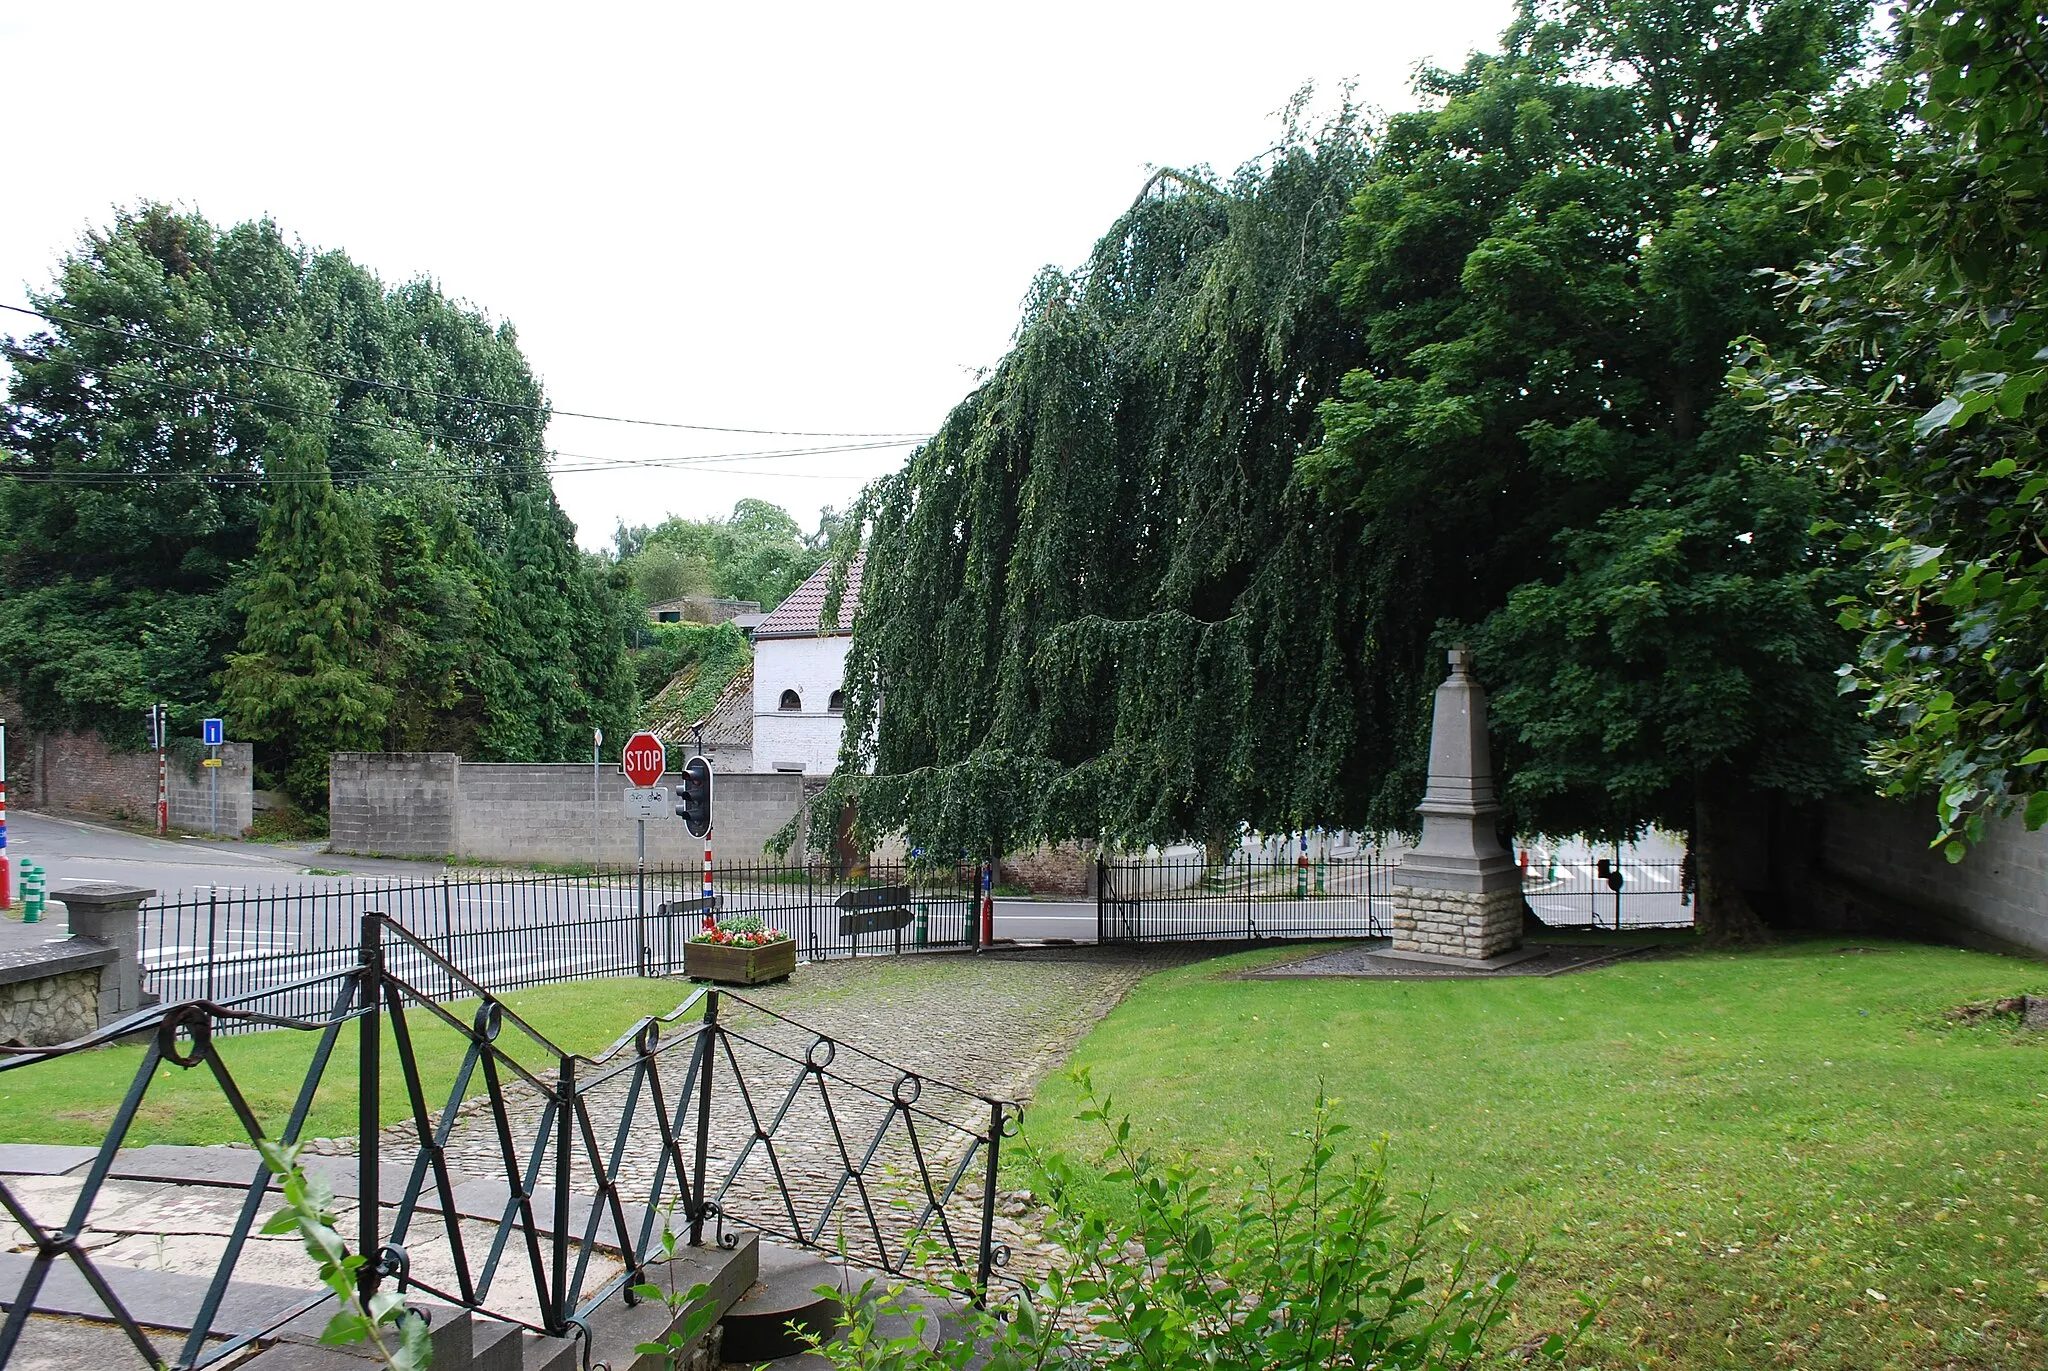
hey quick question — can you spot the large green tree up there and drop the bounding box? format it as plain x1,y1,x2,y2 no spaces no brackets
1738,0,2048,859
1298,0,1872,937
0,205,636,795
816,102,1386,861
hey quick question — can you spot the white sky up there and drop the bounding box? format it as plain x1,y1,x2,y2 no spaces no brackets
0,1,1515,551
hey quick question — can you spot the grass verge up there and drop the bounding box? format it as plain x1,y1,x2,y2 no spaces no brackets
0,978,701,1148
1017,937,2048,1371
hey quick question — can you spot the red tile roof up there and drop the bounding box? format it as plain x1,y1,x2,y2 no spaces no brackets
753,552,864,640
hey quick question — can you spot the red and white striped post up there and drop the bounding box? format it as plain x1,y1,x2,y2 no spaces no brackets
157,746,168,836
702,842,713,904
0,717,11,911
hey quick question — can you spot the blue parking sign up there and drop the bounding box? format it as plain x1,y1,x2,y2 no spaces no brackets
203,718,224,746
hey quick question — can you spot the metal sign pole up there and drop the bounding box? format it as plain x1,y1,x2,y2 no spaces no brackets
209,746,218,836
637,817,647,976
592,728,603,869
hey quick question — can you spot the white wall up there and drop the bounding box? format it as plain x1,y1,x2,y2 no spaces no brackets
753,635,852,775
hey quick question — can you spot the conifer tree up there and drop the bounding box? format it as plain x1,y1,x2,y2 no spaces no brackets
220,428,391,807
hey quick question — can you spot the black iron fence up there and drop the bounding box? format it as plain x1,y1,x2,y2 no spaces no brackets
1520,856,1693,929
1097,852,1694,942
1097,855,1395,942
0,914,1015,1369
139,863,978,1025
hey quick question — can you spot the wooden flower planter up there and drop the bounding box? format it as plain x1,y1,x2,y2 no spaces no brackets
685,937,797,986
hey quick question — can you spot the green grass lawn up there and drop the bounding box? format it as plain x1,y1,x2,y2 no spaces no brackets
0,978,704,1148
1017,938,2048,1371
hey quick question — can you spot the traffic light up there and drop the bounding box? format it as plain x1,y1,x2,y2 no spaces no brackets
675,755,714,837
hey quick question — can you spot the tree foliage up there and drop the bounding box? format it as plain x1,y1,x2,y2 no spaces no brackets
0,205,635,798
1736,0,2048,858
616,498,834,611
820,102,1384,860
824,3,1873,902
1295,0,1872,934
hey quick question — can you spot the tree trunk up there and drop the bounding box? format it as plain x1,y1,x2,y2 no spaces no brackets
1692,770,1771,946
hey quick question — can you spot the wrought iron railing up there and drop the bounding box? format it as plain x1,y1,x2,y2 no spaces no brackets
138,863,979,1022
0,912,1014,1369
1096,855,1395,942
1096,852,1695,941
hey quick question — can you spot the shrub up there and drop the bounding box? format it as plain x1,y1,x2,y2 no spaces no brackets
811,1072,1590,1369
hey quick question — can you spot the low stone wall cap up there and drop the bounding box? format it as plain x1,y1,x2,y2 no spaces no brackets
51,880,158,906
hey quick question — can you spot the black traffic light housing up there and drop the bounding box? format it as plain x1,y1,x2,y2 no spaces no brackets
676,755,714,837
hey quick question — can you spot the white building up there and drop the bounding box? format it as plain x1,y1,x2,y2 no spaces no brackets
750,554,863,775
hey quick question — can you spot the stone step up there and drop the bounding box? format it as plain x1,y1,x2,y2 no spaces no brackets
714,1242,845,1362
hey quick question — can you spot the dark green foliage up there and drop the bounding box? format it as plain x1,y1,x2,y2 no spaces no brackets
820,106,1389,859
1297,0,1872,935
0,204,635,791
220,432,391,807
636,621,751,729
1736,0,2048,858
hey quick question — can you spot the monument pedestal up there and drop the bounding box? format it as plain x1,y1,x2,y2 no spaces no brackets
1391,883,1524,961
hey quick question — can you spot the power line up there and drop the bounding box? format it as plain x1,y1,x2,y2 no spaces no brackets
1,302,929,439
0,351,915,485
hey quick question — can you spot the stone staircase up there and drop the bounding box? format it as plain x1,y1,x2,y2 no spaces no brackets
241,1235,949,1371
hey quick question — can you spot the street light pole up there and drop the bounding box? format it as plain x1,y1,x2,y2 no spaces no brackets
592,728,603,870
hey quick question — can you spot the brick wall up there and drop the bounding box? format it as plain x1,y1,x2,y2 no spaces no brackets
12,721,252,836
328,754,805,864
998,842,1098,896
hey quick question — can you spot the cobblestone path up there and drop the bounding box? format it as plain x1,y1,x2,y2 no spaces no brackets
389,947,1212,1274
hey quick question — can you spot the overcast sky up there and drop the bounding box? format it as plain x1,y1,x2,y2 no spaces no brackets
1,1,1515,551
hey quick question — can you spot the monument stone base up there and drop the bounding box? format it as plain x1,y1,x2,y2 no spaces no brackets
1391,883,1522,961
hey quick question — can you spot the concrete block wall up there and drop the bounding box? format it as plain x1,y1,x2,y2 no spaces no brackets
329,755,804,864
329,752,459,857
1806,796,2048,956
167,742,253,836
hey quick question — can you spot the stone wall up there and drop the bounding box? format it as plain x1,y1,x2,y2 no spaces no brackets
330,754,806,864
1775,795,2048,957
10,719,253,836
1391,884,1523,960
0,944,114,1046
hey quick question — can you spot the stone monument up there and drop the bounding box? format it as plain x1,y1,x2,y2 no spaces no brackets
1388,648,1529,964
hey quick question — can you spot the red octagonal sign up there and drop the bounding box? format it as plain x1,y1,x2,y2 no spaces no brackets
620,731,666,788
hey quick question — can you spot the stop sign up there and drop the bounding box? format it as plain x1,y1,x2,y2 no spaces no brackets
620,731,666,788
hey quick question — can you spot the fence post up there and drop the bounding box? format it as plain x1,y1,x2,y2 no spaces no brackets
688,989,721,1246
553,1055,574,1332
974,1100,1004,1305
1095,860,1106,944
358,914,382,1303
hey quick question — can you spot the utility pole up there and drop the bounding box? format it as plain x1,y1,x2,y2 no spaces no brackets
592,728,603,869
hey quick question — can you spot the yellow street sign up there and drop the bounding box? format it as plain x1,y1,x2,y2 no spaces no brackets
201,757,223,768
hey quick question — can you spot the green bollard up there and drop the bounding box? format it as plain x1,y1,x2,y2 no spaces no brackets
915,902,928,947
21,861,41,923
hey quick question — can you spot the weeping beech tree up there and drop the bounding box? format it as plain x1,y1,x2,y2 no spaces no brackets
807,106,1454,862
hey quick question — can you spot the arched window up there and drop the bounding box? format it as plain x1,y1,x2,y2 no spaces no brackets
779,689,802,712
828,689,846,713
